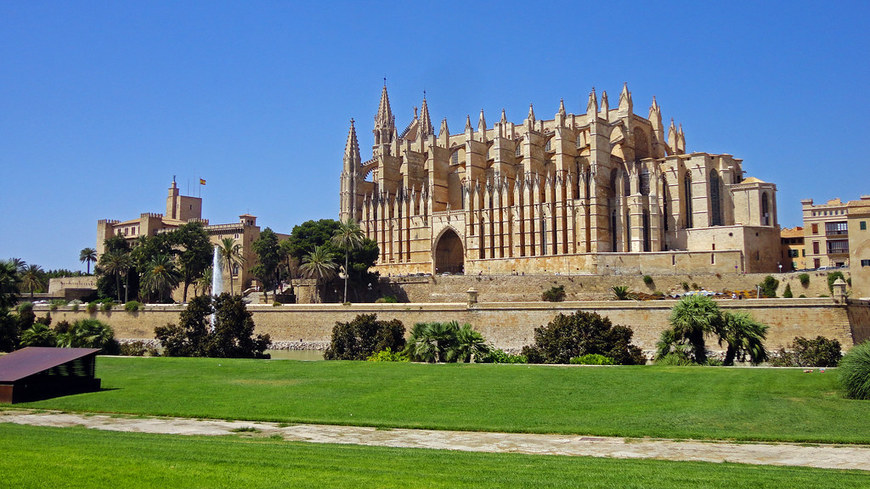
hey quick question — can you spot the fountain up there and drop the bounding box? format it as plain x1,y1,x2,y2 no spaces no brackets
210,245,223,331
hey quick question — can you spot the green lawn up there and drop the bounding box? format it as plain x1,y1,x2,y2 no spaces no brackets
17,357,870,443
1,423,865,489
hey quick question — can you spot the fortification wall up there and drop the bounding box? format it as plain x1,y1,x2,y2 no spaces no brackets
380,270,845,303
38,298,869,357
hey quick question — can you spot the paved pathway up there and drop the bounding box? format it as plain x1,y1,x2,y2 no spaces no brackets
2,410,868,471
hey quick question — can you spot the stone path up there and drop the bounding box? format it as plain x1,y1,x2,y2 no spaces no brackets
2,410,868,471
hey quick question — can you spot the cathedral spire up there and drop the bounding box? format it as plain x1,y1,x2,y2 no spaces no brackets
478,109,487,133
344,118,361,168
600,90,609,115
527,103,536,123
419,92,434,138
500,108,507,124
587,88,598,117
618,82,633,114
374,81,395,146
558,98,566,116
465,114,472,132
667,118,678,154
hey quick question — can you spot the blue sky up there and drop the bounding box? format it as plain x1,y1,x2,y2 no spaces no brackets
2,1,868,270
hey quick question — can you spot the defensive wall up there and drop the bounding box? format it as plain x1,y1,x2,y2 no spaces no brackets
375,270,846,303
37,298,870,357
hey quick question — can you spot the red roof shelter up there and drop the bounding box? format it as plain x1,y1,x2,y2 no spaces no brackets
0,347,101,403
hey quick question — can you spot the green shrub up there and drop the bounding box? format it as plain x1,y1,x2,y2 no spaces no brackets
569,354,615,365
366,347,409,362
772,336,842,367
71,303,79,312
542,285,566,302
681,282,690,291
783,284,793,298
86,302,97,314
374,296,398,303
49,299,65,311
521,311,645,365
705,358,724,366
691,282,700,290
799,294,807,298
323,313,405,361
839,341,870,400
612,286,632,300
642,275,654,287
56,318,120,354
482,349,528,364
655,352,695,366
272,301,281,307
100,302,113,312
798,273,810,287
827,271,845,293
759,276,779,298
404,321,490,363
124,301,141,312
155,294,271,359
20,323,57,347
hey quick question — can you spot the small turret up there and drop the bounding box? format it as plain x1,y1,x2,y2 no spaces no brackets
618,82,632,116
667,118,678,154
343,119,361,170
465,114,473,138
373,82,395,146
556,98,566,126
419,93,433,139
587,88,599,118
677,124,686,153
438,118,450,146
600,91,609,118
477,109,487,142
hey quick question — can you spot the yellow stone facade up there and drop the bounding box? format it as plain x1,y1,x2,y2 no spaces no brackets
96,180,275,295
340,84,780,276
780,227,806,272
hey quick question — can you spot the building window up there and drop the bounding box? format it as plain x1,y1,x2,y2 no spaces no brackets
234,233,240,239
813,241,820,254
515,141,522,157
825,221,848,235
640,169,650,196
827,240,849,254
811,223,818,234
710,169,722,226
862,259,870,267
684,172,693,229
761,192,770,226
545,139,552,152
861,221,867,230
451,151,459,165
814,258,821,268
232,264,239,276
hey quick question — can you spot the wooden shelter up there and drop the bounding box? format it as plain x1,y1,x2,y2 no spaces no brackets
0,347,101,403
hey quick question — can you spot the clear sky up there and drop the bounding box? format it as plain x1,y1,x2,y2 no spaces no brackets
2,1,868,271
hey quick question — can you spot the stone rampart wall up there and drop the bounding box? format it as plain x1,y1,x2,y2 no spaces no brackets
37,298,870,357
381,270,846,303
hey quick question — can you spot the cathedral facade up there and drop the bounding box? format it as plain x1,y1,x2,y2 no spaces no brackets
340,84,780,276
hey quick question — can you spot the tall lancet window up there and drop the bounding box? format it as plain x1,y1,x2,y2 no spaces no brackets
762,192,770,226
710,170,722,226
684,172,693,229
640,169,650,196
662,175,670,231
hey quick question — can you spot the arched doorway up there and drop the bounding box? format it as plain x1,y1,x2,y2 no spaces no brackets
434,228,464,274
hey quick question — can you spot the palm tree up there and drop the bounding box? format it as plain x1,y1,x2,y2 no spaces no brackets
405,321,459,363
21,264,45,299
79,248,97,274
299,245,337,303
20,323,57,347
9,258,26,274
718,312,769,365
140,254,182,303
331,219,364,303
667,295,722,364
0,260,21,309
447,323,491,363
217,237,245,295
100,251,132,302
196,266,213,297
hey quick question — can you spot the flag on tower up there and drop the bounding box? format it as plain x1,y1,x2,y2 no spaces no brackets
199,178,206,185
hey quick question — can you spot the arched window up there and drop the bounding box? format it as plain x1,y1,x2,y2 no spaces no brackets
642,210,651,252
515,140,523,157
710,169,722,226
610,209,618,252
761,192,770,226
684,172,693,229
662,175,670,231
623,171,631,196
584,168,591,199
451,151,459,165
640,169,650,196
545,138,552,152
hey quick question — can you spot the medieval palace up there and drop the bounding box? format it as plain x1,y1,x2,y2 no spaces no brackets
340,84,781,276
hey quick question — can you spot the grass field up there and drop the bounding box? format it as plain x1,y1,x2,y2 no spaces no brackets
1,423,866,489
16,357,870,444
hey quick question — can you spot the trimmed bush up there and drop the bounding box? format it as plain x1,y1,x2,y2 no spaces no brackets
798,273,810,287
771,336,842,367
542,285,566,302
124,301,141,312
655,352,695,366
521,311,645,365
374,296,398,303
570,354,615,365
482,349,528,364
86,302,97,314
642,275,654,287
366,347,409,362
839,341,870,400
759,276,779,298
783,284,793,298
324,313,405,361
